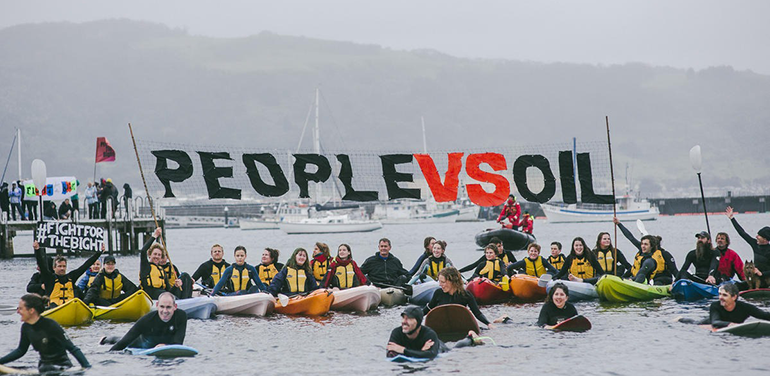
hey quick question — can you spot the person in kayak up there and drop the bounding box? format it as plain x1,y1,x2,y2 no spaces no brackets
76,259,101,293
676,232,719,283
268,247,320,297
622,234,669,284
322,244,368,289
706,283,770,330
708,232,745,284
105,292,188,351
310,242,332,283
360,238,410,288
726,206,770,286
537,282,578,328
425,267,492,328
33,241,103,308
211,246,267,296
497,194,521,230
139,228,173,299
614,218,677,285
0,294,91,372
554,237,604,284
257,248,284,287
470,244,507,284
84,255,138,306
548,242,565,271
408,237,436,275
409,240,454,284
159,250,193,299
191,244,230,289
592,232,632,276
506,243,558,278
26,264,50,296
459,237,516,273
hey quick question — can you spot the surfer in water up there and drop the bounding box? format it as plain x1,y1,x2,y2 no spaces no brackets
103,292,188,350
706,283,770,330
537,282,577,328
387,306,483,361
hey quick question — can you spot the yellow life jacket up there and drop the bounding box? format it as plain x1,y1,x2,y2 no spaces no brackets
498,252,510,265
524,257,547,277
50,278,75,306
100,273,124,300
595,248,616,274
333,263,356,289
162,263,177,287
230,266,251,292
87,274,97,288
144,263,167,289
285,267,307,293
258,264,279,287
211,262,227,286
312,257,329,282
568,256,595,279
548,254,565,271
427,258,445,280
478,259,502,282
630,250,666,281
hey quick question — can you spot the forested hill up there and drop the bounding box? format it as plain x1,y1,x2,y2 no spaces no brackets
1,19,768,197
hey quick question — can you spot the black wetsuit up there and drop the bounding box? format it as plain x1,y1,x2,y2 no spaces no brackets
459,250,517,273
553,253,605,284
26,272,45,295
617,222,677,285
424,289,490,325
387,325,447,359
408,251,430,275
0,317,90,371
709,301,770,328
109,310,188,351
191,259,230,289
34,246,103,306
537,302,578,327
731,218,770,275
677,248,719,282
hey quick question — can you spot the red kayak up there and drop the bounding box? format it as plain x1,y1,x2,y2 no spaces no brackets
509,275,547,301
739,288,770,299
465,278,510,304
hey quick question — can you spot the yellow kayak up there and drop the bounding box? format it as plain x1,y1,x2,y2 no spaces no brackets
94,290,153,321
41,298,93,326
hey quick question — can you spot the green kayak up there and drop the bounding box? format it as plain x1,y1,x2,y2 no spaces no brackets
596,275,671,302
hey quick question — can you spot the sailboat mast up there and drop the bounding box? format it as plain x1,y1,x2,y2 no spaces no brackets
421,116,427,153
313,88,322,202
17,129,21,181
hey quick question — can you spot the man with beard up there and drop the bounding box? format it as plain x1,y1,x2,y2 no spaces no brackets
386,306,445,360
676,231,719,284
706,232,744,284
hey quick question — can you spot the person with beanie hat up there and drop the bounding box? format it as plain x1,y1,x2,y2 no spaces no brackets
386,306,445,360
726,206,770,286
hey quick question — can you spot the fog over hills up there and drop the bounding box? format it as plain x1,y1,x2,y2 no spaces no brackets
1,20,768,199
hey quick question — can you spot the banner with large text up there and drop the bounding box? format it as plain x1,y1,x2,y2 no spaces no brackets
36,222,105,252
135,140,615,207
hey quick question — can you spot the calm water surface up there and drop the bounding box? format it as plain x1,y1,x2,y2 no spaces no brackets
2,213,769,375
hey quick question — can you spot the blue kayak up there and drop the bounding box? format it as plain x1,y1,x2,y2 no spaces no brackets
409,281,440,307
126,345,199,358
670,279,718,301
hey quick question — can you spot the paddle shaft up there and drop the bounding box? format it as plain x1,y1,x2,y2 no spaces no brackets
606,116,618,275
696,172,711,236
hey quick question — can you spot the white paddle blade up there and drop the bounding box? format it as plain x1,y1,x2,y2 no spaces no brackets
31,159,47,189
636,219,648,236
689,145,702,173
277,294,289,306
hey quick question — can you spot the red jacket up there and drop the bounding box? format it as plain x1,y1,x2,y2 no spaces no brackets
497,201,521,226
323,257,368,288
716,247,745,281
521,216,534,234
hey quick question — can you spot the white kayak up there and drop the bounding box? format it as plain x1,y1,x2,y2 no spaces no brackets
546,280,599,302
212,293,276,316
175,297,218,320
331,286,381,313
379,287,407,307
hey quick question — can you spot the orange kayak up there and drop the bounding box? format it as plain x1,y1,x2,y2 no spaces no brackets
465,278,510,304
275,289,334,316
509,275,546,301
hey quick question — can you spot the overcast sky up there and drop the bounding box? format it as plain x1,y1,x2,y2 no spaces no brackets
2,0,768,74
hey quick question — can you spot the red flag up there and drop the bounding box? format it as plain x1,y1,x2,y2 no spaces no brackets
95,137,116,163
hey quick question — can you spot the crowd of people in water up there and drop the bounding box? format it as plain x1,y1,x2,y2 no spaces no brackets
2,205,770,370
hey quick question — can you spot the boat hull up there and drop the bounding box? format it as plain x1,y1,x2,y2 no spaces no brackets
670,279,718,301
546,280,599,302
239,219,280,230
94,290,153,321
509,275,547,301
212,293,276,316
173,297,218,319
541,203,659,223
42,298,93,326
331,286,381,312
379,287,407,307
596,275,670,302
409,281,440,306
475,228,536,251
465,279,510,304
279,221,382,234
275,289,334,316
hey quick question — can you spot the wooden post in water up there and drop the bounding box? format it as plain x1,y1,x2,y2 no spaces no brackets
606,116,618,275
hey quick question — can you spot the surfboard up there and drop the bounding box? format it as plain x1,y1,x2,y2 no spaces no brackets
0,364,35,375
739,288,770,300
424,304,480,342
126,344,199,358
715,320,770,337
388,354,432,363
551,315,592,332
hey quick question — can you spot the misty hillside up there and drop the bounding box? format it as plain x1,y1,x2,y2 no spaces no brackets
1,19,768,199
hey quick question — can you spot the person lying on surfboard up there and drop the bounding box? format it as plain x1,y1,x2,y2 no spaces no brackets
103,292,188,351
537,282,578,328
0,294,91,373
705,283,770,330
387,306,483,361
